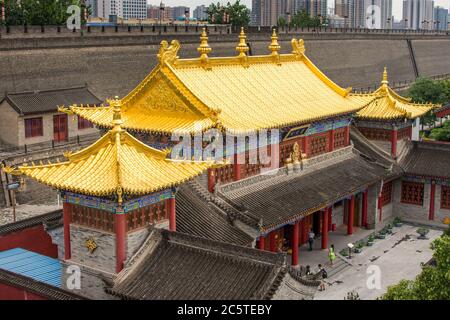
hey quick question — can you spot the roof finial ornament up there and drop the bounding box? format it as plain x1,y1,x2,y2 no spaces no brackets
198,28,212,59
291,38,305,58
111,96,123,132
382,67,389,87
268,28,280,56
236,27,249,57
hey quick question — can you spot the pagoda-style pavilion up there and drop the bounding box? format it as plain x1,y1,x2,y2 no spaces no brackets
60,28,372,194
3,98,213,274
351,68,438,159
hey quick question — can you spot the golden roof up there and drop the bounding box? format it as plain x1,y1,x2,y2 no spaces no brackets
62,29,370,135
4,99,213,201
352,68,439,121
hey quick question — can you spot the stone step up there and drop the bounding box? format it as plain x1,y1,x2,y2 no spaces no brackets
325,259,350,278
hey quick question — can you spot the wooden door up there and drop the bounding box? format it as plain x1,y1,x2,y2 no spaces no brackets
53,114,68,142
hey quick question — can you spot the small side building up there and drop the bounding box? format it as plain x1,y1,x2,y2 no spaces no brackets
0,86,101,147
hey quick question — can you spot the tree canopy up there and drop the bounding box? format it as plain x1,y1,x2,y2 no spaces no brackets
290,10,326,28
207,1,250,27
382,228,450,300
1,0,87,26
408,77,450,128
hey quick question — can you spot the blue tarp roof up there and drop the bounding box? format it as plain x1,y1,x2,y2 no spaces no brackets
0,248,61,288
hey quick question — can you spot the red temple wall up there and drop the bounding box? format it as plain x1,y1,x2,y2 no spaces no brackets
0,225,58,258
0,282,47,300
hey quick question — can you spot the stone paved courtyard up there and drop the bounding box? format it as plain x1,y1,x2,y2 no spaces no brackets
310,224,442,300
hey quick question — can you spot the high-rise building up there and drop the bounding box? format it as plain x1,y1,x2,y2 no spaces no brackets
403,0,435,30
147,3,174,21
364,0,393,29
434,6,448,30
309,0,328,17
173,6,190,20
122,0,147,20
86,0,99,17
193,5,209,21
94,0,147,20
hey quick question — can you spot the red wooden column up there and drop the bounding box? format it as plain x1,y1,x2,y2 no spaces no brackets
328,129,335,152
304,135,311,158
291,222,299,266
344,126,350,146
347,196,355,235
328,206,333,231
63,202,71,260
115,211,127,273
391,129,398,158
362,189,368,228
169,197,176,231
258,236,266,250
233,137,241,181
378,195,383,222
429,181,436,221
321,209,329,249
269,231,277,252
207,168,215,193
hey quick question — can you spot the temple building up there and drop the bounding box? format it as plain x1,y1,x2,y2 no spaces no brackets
0,28,448,300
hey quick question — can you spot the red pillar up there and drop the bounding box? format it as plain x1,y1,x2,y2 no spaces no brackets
63,202,71,260
258,236,266,250
115,212,127,273
329,129,335,152
378,195,383,222
169,197,176,231
347,196,355,235
233,153,241,181
321,209,328,249
391,129,398,158
207,168,215,193
328,206,333,231
291,222,299,266
304,135,311,158
362,189,368,228
344,126,350,146
429,182,436,221
269,231,277,252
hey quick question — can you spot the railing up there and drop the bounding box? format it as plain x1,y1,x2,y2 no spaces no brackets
0,24,449,37
0,133,100,160
353,73,450,93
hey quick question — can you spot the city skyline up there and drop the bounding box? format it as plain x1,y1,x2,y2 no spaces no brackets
147,0,450,20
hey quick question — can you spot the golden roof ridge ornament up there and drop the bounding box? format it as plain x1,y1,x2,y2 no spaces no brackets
197,28,212,63
236,27,249,66
268,28,280,56
158,40,181,66
111,96,124,133
291,38,305,58
381,67,389,88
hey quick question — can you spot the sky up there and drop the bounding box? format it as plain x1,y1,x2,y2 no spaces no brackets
147,0,450,20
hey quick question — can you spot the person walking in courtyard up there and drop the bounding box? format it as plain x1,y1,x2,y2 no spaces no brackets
328,244,336,266
318,264,327,291
308,229,315,251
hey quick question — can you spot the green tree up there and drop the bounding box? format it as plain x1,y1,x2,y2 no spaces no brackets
277,16,286,27
382,233,450,300
2,0,86,26
429,121,450,141
207,1,250,27
291,10,323,28
408,78,447,128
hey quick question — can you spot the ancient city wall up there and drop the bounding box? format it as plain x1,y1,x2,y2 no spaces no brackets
0,32,449,101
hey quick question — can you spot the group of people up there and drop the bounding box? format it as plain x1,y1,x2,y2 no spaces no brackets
302,229,337,292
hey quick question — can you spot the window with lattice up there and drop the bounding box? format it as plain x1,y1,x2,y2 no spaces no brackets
334,128,346,149
310,134,328,157
401,182,424,205
441,186,450,210
381,181,392,206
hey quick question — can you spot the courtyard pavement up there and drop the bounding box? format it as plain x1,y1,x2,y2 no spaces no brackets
298,224,443,300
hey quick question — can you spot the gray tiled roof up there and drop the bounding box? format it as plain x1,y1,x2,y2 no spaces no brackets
3,86,101,115
176,184,254,246
0,268,84,300
0,210,62,236
402,141,450,179
108,230,286,300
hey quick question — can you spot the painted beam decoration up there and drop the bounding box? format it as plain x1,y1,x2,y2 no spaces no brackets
64,189,173,214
